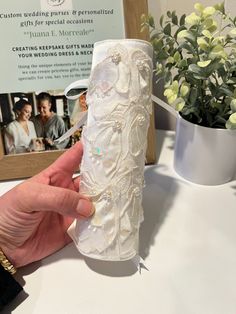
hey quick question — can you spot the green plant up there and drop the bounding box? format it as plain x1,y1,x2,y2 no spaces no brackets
142,2,236,129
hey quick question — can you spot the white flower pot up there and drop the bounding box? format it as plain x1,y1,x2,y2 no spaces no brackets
174,114,236,185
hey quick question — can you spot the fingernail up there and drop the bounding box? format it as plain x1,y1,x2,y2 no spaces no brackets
76,199,95,217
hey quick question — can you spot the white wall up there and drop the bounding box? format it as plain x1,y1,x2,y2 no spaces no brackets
148,0,236,130
225,0,236,14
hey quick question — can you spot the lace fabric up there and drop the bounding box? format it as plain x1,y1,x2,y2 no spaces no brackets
68,39,153,261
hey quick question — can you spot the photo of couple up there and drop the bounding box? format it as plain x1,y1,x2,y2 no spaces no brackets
0,90,87,155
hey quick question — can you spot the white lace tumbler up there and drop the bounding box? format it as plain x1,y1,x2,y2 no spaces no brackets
68,39,153,261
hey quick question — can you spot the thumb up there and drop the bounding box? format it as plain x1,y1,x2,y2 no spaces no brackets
15,181,95,218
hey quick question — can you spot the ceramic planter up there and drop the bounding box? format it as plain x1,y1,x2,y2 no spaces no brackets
174,114,236,185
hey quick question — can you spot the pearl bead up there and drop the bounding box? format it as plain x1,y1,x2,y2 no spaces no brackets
136,59,145,71
113,120,122,132
137,114,145,126
133,186,141,197
102,190,112,202
111,51,121,65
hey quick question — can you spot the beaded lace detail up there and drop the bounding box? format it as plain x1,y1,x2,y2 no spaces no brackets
72,42,153,260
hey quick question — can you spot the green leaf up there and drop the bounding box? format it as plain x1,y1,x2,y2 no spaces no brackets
175,98,185,111
178,59,188,67
230,99,236,112
150,31,162,41
174,25,186,38
203,18,213,29
179,42,196,54
203,6,216,18
163,23,171,35
180,82,190,97
208,82,217,96
206,58,223,75
180,14,186,26
152,38,163,51
197,37,209,51
208,20,218,33
218,65,227,77
189,87,198,105
167,56,175,64
212,36,225,45
172,80,179,93
230,28,236,36
177,30,195,46
209,45,227,59
168,95,178,104
173,51,181,63
172,13,178,25
229,112,236,123
167,11,172,18
202,30,212,39
214,2,225,14
226,120,236,129
177,30,189,38
194,3,204,13
155,49,169,61
164,89,173,97
160,14,164,27
226,112,236,129
227,78,236,84
185,12,201,25
164,71,172,85
148,15,155,28
188,64,203,74
197,60,211,67
164,87,177,104
217,86,234,97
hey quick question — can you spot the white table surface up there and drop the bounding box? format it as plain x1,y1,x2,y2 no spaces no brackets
1,130,236,314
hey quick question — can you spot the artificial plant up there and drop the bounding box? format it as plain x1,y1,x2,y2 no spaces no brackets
142,2,236,129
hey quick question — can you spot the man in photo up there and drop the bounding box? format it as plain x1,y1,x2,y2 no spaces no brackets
32,92,69,150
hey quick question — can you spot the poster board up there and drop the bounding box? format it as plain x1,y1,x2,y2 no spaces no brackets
0,0,156,180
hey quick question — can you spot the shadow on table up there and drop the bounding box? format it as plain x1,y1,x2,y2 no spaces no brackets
231,182,236,195
1,290,28,314
42,242,84,267
155,131,175,164
139,164,179,260
84,257,137,277
41,240,137,277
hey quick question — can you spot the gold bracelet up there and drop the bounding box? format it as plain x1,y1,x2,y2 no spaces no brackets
0,249,17,275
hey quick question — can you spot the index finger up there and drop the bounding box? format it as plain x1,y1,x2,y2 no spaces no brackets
49,141,83,175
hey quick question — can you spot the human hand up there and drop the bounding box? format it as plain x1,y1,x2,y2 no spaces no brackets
44,138,54,146
0,142,94,267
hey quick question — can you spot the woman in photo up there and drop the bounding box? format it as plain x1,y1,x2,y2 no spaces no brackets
4,99,37,154
32,92,69,150
70,91,88,126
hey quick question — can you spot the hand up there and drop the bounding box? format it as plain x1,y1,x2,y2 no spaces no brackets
0,142,94,267
44,138,54,146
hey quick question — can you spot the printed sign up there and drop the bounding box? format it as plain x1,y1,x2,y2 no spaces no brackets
0,0,125,92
